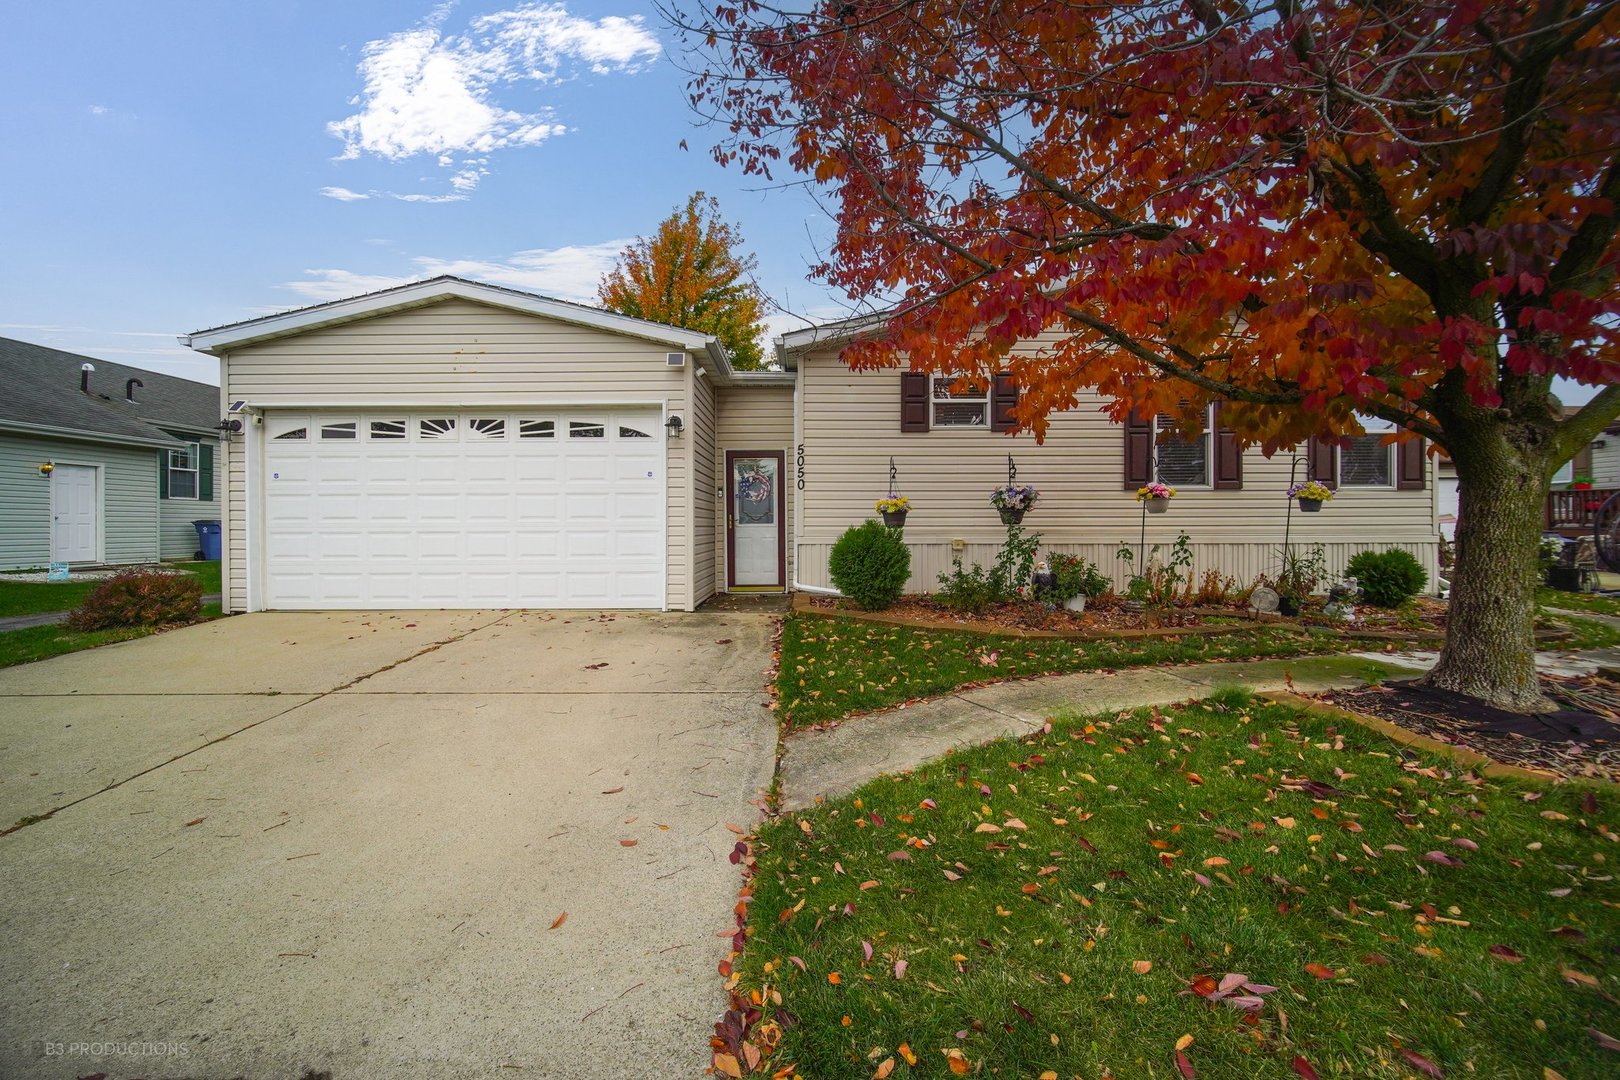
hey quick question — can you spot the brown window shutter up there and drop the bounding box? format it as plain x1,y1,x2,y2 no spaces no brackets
1306,437,1338,488
1212,402,1242,489
900,372,929,433
1123,413,1153,489
1396,436,1427,490
990,372,1019,432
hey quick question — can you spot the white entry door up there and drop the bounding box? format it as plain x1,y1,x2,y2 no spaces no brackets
50,464,99,563
727,451,784,588
261,410,665,609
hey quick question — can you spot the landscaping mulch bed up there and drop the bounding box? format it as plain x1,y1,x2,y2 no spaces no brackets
804,592,1238,633
1328,673,1620,782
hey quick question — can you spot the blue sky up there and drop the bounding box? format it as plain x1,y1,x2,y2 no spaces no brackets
0,0,842,385
0,1,1600,406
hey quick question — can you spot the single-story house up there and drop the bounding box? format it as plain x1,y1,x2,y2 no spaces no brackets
182,277,1437,614
0,337,222,570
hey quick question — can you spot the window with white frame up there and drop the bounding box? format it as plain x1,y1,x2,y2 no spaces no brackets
1341,417,1395,487
931,376,989,427
1153,409,1211,487
168,442,199,499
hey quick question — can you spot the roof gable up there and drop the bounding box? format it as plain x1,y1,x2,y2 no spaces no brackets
184,276,734,375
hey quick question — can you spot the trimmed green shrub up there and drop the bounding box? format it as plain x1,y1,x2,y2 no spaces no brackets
1345,548,1428,608
66,569,202,631
828,520,912,610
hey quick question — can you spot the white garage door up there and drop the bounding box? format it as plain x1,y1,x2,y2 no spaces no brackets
261,411,664,609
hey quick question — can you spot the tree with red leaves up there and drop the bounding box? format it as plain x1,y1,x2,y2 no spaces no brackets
674,0,1620,711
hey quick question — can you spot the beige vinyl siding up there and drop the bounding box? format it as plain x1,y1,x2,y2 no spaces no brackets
158,437,220,560
715,384,796,589
797,350,1439,592
0,431,160,569
1592,438,1620,487
690,366,718,606
220,298,691,612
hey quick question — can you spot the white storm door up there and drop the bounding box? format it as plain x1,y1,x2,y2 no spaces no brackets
727,451,783,588
50,464,98,563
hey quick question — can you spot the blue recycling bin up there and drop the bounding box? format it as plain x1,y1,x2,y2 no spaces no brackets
192,519,222,562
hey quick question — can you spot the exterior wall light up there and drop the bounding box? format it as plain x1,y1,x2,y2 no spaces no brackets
39,462,54,477
666,415,684,438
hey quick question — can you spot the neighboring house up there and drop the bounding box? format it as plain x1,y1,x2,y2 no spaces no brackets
1441,409,1620,542
182,277,1437,614
0,338,221,571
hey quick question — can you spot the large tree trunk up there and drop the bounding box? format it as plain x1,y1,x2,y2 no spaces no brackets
1421,424,1554,712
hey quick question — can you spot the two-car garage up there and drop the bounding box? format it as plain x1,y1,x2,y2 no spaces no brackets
183,278,725,613
259,409,666,609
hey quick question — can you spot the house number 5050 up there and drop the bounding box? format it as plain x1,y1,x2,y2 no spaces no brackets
796,444,805,490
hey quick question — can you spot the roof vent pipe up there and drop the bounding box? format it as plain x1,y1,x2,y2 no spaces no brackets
126,378,143,402
80,362,94,393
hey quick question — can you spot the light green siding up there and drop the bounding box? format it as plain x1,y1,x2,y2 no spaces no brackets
157,437,221,560
0,431,161,569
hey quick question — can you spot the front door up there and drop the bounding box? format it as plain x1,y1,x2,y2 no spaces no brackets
51,464,98,563
726,451,784,589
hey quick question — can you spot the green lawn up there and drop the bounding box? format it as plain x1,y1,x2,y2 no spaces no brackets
1540,587,1620,619
0,596,222,668
777,614,1403,730
0,561,220,618
732,692,1620,1079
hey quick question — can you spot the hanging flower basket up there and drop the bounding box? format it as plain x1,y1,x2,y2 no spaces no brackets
1137,482,1175,513
1288,480,1334,513
876,494,910,529
990,483,1039,524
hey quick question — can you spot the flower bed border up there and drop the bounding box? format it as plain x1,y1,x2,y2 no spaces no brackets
1257,690,1602,785
791,591,1448,645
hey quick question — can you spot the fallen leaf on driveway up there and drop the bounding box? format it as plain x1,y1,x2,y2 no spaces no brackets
620,839,638,847
601,786,624,795
183,817,206,827
713,1051,742,1078
584,662,609,670
550,912,567,930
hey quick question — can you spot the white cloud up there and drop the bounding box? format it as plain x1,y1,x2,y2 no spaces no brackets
88,104,111,116
279,239,632,306
282,269,421,302
326,3,658,199
320,186,371,201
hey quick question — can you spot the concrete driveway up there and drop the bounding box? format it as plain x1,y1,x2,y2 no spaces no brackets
0,609,778,1079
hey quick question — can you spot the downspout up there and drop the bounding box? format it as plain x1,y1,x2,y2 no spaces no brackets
787,347,843,596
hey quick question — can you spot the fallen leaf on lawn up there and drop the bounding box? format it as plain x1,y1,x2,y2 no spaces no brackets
1291,1056,1321,1080
549,911,567,930
975,823,1003,833
1004,818,1029,830
713,1052,742,1078
1545,1069,1569,1080
873,1057,895,1078
920,799,937,810
862,940,874,962
887,850,912,861
1185,772,1204,786
1022,883,1041,894
1563,967,1600,989
1273,816,1296,829
1400,1049,1443,1077
1303,962,1336,980
1589,1027,1620,1052
898,1044,917,1066
860,880,880,891
619,839,638,847
1175,1035,1194,1052
788,956,806,972
943,1049,970,1075
894,959,908,979
1422,850,1463,867
1133,960,1153,974
828,972,841,985
1488,945,1524,963
942,870,962,881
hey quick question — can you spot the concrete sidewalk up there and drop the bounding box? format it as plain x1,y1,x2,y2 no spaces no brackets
777,646,1619,810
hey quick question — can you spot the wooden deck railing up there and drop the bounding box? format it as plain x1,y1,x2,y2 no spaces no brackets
1546,487,1617,530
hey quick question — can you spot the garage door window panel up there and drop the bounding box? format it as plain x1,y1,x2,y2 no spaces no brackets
320,421,358,440
519,419,556,439
369,419,407,440
570,420,606,439
419,417,458,441
468,418,507,440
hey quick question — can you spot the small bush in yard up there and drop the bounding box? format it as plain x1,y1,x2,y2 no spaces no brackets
828,520,911,610
66,569,202,631
1346,548,1428,608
